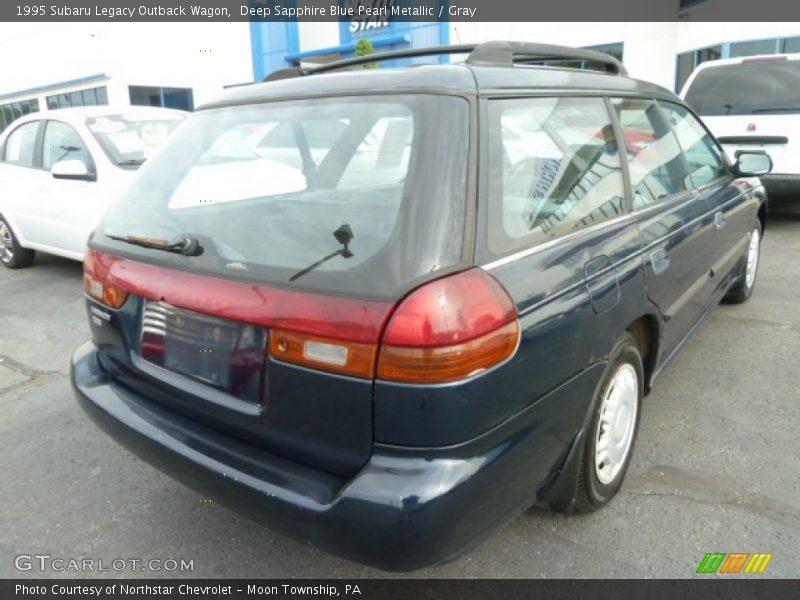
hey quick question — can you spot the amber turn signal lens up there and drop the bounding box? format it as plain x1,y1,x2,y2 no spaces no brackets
83,273,129,309
377,320,520,384
269,328,378,379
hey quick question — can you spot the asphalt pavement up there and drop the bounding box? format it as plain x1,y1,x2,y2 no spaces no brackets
1,216,798,578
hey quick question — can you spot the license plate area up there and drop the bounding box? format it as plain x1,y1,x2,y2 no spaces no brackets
140,300,267,404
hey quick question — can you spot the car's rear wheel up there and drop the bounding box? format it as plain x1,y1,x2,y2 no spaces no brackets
573,332,643,513
0,216,35,269
724,224,761,304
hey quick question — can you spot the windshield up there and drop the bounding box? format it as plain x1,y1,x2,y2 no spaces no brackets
95,94,469,300
87,113,184,166
684,59,800,116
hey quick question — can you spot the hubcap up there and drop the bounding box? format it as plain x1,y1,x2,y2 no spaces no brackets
745,228,760,290
594,363,639,485
0,221,13,263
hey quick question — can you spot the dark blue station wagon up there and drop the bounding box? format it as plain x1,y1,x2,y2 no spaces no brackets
71,42,772,570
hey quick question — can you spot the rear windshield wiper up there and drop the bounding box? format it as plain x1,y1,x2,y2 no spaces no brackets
290,224,354,282
116,159,146,167
106,234,203,256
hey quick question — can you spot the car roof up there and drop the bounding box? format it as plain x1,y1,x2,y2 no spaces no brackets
43,105,187,120
2,105,186,133
691,53,800,72
201,62,677,110
680,53,800,98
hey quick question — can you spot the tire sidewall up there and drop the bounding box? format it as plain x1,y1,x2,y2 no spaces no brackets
742,225,762,298
0,215,33,268
0,216,15,266
582,335,644,507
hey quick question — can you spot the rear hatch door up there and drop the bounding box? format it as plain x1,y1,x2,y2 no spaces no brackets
88,93,471,477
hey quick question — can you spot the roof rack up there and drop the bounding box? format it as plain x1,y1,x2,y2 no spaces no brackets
466,41,627,76
263,40,627,82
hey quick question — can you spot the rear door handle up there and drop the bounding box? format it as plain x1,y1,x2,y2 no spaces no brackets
650,248,670,275
714,212,727,229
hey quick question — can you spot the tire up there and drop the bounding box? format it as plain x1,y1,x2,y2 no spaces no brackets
0,215,35,269
573,332,643,513
724,223,762,304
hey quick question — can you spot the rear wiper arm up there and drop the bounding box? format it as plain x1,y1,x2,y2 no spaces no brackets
106,234,203,256
290,224,354,282
117,158,146,166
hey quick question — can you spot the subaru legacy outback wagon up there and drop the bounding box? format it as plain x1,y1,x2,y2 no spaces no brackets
72,42,772,570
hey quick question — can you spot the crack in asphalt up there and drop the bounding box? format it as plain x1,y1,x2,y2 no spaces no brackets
0,354,62,394
0,354,59,378
621,489,800,525
710,312,800,330
622,465,800,525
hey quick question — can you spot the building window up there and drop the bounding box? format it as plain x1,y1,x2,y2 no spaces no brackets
729,39,777,58
46,86,108,110
0,98,39,134
781,36,800,53
675,45,721,92
129,86,193,111
585,42,624,63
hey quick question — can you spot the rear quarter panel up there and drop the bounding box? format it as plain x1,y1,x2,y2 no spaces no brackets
373,218,652,448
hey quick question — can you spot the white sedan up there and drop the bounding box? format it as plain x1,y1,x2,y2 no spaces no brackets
0,106,185,268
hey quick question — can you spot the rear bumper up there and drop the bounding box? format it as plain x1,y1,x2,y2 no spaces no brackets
71,341,600,571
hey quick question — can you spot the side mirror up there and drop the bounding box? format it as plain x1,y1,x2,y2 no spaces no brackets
51,159,95,182
734,151,772,177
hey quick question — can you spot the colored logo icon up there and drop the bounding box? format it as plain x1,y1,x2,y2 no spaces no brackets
696,552,773,574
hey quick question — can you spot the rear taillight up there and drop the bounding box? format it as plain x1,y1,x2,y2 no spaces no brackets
377,269,520,383
83,250,520,384
84,249,128,309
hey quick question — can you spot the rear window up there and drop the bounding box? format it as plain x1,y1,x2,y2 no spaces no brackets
684,59,800,116
96,95,469,300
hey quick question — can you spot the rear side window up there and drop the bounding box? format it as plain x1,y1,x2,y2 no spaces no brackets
487,96,627,254
42,121,91,170
659,101,728,187
3,121,39,166
612,98,691,209
684,60,800,116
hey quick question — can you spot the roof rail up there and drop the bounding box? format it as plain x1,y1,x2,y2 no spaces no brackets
262,40,627,82
466,41,627,76
263,45,476,81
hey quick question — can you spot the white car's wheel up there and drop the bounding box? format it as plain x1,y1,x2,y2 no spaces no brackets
0,216,35,269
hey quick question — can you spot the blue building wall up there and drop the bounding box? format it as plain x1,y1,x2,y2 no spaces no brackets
250,22,301,80
338,21,449,69
250,7,449,81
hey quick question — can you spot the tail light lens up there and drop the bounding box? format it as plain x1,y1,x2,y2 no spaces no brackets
84,249,128,309
377,268,520,383
82,250,519,384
